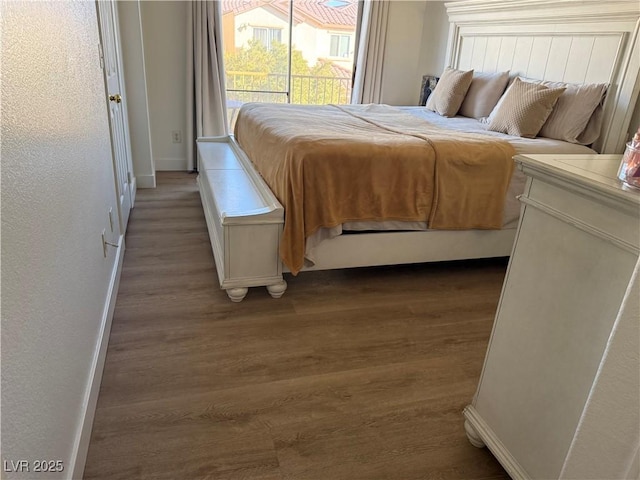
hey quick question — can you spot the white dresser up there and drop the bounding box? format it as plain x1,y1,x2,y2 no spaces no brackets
464,155,640,479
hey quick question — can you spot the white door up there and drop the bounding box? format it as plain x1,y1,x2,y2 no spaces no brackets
96,0,135,231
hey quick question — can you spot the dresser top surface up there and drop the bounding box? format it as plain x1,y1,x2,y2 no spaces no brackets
514,154,640,206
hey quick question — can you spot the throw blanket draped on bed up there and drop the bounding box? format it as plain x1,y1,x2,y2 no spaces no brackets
235,103,516,274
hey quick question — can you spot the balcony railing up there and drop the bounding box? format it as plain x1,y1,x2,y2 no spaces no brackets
226,71,352,106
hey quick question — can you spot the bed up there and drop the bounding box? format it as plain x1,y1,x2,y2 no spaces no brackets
197,0,640,302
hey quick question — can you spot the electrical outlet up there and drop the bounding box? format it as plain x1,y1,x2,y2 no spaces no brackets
172,130,182,143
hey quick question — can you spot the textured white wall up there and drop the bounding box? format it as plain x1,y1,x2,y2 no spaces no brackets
1,1,120,477
140,0,188,171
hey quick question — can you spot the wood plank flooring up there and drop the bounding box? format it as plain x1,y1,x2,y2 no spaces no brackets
84,172,510,480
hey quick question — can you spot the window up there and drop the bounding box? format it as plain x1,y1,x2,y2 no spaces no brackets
223,0,361,128
330,34,350,58
252,27,282,50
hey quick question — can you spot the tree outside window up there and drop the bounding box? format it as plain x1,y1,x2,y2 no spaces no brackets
225,39,351,106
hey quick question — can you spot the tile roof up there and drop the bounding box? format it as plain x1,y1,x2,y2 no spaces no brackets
327,62,353,78
221,0,260,15
295,1,357,27
221,0,357,28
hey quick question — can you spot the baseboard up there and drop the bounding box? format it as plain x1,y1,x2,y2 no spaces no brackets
68,236,125,480
155,157,188,171
136,173,156,188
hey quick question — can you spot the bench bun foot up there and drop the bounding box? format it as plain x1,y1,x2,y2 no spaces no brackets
226,287,249,303
267,280,287,299
464,419,485,448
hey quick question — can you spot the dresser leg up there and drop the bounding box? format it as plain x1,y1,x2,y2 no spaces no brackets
226,287,248,303
464,420,485,448
266,280,287,299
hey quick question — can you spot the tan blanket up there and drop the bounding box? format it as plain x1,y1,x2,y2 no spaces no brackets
235,103,516,274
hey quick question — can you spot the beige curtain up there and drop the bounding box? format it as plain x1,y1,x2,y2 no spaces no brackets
351,0,390,104
186,0,228,171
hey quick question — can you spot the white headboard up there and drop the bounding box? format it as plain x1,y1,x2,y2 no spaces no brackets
444,0,640,153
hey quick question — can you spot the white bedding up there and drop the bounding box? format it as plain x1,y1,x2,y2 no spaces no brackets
402,108,598,155
304,107,596,264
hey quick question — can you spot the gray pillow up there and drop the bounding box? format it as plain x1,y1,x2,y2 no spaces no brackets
426,67,474,117
459,71,510,119
538,81,608,144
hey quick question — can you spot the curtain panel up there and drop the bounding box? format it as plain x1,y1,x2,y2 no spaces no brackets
351,0,390,104
186,0,228,171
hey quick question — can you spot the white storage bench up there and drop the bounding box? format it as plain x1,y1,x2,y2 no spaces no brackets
197,136,287,302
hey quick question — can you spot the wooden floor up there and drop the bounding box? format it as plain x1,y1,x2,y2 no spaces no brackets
84,172,510,480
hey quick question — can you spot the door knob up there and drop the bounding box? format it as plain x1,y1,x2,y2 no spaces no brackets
109,93,122,103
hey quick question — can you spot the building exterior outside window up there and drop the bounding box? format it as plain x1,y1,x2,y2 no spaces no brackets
330,34,350,58
252,27,282,50
222,0,358,125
